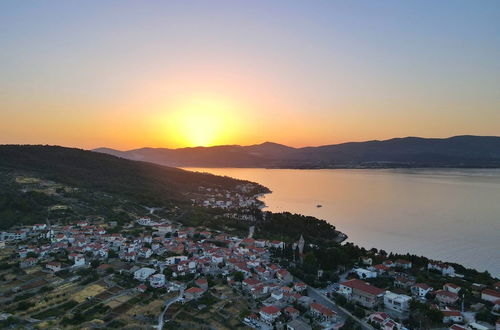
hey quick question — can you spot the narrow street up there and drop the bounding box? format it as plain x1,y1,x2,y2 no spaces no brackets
157,287,184,330
306,286,374,330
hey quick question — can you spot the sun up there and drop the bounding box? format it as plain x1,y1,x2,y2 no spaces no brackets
162,97,239,147
180,112,220,147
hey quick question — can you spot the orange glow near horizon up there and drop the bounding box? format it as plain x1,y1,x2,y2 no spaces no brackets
157,96,246,148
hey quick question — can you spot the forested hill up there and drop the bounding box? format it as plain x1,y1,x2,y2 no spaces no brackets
95,135,500,168
0,145,267,205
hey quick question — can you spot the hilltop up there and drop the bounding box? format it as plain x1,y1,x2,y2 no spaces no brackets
94,135,500,168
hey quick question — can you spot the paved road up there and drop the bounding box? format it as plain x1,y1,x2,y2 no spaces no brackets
306,285,374,330
157,287,184,330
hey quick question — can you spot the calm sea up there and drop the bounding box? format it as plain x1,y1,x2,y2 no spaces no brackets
184,168,500,277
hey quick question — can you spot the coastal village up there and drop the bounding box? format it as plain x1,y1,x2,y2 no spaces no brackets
1,213,499,330
0,178,499,329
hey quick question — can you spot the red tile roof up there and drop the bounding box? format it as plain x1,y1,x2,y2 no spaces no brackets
482,289,500,298
341,279,384,296
260,305,280,315
185,287,204,294
310,302,335,317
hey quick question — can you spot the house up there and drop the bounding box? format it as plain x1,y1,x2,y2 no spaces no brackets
137,284,147,293
383,260,395,268
372,264,390,275
309,302,337,322
435,290,459,305
368,312,391,326
293,282,307,292
284,306,300,319
395,259,412,269
384,291,411,312
259,305,281,324
134,267,156,281
73,254,85,267
394,276,415,288
149,274,166,288
361,256,373,266
481,289,500,303
195,278,208,290
156,224,172,234
20,257,37,268
442,310,463,324
277,269,293,283
46,261,62,272
428,261,455,276
287,318,312,330
137,217,155,226
184,286,204,301
444,283,461,294
32,224,47,231
353,268,377,279
271,291,283,301
243,277,261,291
339,279,385,308
449,325,467,330
123,251,137,262
138,247,152,259
269,240,285,249
411,283,433,298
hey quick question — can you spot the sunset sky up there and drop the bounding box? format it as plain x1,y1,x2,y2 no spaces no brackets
1,1,499,150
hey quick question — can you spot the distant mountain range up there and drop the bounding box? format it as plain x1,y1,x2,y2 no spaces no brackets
94,135,500,168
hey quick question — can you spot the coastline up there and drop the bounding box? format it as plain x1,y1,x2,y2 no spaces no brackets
198,167,499,278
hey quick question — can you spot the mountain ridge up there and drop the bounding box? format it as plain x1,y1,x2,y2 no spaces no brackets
93,135,500,168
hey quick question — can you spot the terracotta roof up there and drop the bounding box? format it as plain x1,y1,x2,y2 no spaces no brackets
284,306,299,314
482,289,500,298
242,277,260,286
185,287,204,294
340,279,384,296
436,290,459,299
260,305,280,315
442,310,461,316
310,302,335,317
413,283,430,290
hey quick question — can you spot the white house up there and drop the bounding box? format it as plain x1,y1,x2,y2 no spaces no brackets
442,310,463,324
268,241,284,249
137,217,157,226
395,259,412,269
46,261,62,272
481,289,500,303
139,247,153,259
32,224,47,231
353,268,377,279
134,267,156,281
428,261,455,276
156,224,172,234
411,283,433,298
259,305,281,324
384,291,411,312
444,283,461,294
149,273,166,288
73,255,85,267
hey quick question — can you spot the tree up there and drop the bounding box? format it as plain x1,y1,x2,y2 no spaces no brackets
233,271,244,282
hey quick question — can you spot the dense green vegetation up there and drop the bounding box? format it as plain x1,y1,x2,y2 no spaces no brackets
257,212,339,243
0,188,57,229
0,145,267,205
0,145,268,229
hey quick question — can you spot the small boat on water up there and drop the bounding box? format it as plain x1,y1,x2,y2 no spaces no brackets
316,204,322,208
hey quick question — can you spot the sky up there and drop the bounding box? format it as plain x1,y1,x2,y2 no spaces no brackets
1,1,499,150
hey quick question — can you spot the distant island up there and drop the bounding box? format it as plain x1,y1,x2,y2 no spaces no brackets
94,135,500,169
